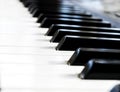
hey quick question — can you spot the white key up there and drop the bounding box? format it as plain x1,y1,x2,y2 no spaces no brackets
0,0,119,92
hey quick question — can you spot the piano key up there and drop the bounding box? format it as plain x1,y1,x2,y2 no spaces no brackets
30,6,37,14
40,17,111,28
28,4,41,14
3,0,120,92
32,8,91,17
68,48,120,65
46,24,120,36
23,0,69,7
79,59,120,79
56,35,120,51
29,3,75,10
28,2,76,14
28,3,34,11
22,0,31,7
50,29,120,42
31,5,76,15
37,13,102,23
19,0,22,1
30,4,85,12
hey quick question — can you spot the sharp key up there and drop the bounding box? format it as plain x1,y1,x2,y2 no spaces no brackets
56,35,120,51
68,48,120,65
30,5,37,14
40,17,111,28
23,0,30,7
79,59,120,79
37,13,102,23
28,3,36,12
46,24,120,36
28,4,33,11
32,8,92,18
50,29,120,42
32,8,41,17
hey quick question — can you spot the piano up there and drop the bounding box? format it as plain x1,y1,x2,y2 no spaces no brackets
0,0,120,92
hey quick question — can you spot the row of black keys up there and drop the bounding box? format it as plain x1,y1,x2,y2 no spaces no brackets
20,0,120,80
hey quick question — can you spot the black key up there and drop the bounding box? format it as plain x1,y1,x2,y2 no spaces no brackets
110,84,120,92
68,48,120,65
56,35,120,51
29,5,38,14
51,29,120,42
79,59,120,79
40,18,111,28
19,0,24,2
23,0,31,7
32,8,91,17
37,4,73,8
30,4,67,14
29,3,62,14
32,6,75,17
28,4,34,11
32,8,40,17
46,24,120,36
37,13,102,23
23,0,63,7
30,4,75,12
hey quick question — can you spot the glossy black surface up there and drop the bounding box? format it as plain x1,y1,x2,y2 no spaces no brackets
22,0,65,7
21,0,120,81
40,17,111,28
56,35,120,50
37,13,102,23
79,59,120,79
50,29,120,42
68,48,120,65
32,7,90,17
46,24,120,36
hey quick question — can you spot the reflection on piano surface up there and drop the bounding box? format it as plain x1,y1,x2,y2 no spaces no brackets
0,0,120,92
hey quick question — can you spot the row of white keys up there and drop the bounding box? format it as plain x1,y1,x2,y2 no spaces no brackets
0,0,119,92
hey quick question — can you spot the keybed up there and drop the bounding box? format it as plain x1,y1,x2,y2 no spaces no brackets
0,0,120,92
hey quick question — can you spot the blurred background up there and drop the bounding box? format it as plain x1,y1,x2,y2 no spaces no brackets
73,0,120,12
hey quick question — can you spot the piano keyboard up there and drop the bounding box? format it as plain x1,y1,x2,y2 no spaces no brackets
0,0,120,92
